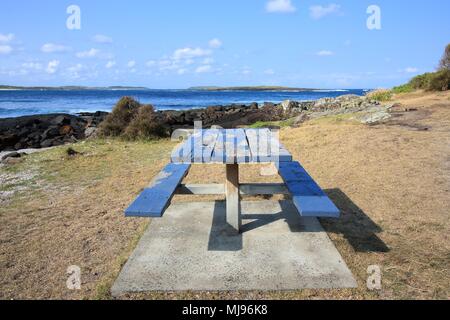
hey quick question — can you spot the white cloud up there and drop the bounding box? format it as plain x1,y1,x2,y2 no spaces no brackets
209,38,222,49
127,60,136,68
173,47,212,60
106,61,116,69
76,48,100,58
22,62,43,70
195,65,212,73
309,4,341,19
266,0,296,13
41,43,71,53
317,50,334,56
177,68,188,75
404,67,419,73
46,60,60,74
0,45,13,54
264,69,275,75
146,60,156,67
0,33,14,43
202,57,215,65
92,34,113,44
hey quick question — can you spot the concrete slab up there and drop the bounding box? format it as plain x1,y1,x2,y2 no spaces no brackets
111,201,357,296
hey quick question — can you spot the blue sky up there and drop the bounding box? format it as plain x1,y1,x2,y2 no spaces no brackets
0,0,449,89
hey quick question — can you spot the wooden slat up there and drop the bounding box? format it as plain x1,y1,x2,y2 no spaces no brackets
125,163,191,217
278,162,340,218
176,184,225,195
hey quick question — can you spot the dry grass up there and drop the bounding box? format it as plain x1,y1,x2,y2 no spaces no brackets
0,91,449,300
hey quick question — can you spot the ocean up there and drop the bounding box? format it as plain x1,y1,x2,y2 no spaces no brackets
0,89,368,118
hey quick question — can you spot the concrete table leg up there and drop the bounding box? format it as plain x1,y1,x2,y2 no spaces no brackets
226,164,241,233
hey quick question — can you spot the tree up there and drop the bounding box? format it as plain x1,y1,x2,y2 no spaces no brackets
439,43,450,71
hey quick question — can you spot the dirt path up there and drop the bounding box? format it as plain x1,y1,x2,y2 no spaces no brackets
0,91,449,299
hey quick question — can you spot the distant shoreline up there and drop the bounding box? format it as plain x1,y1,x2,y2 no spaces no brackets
0,85,349,92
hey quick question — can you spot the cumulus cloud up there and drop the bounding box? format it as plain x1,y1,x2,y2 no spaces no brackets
106,61,116,69
0,45,13,54
172,47,212,60
127,60,136,68
195,65,212,73
317,50,334,56
208,38,222,49
404,67,419,73
46,60,60,74
92,34,113,43
76,48,100,58
146,60,156,67
0,33,14,43
177,68,187,75
310,4,341,19
41,43,71,53
266,0,296,13
264,69,275,75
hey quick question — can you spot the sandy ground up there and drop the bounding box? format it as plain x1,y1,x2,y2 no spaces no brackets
0,91,449,300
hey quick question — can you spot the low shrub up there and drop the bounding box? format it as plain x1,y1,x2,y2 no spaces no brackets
366,89,393,102
426,69,450,91
99,97,168,140
99,97,141,137
392,84,414,94
124,105,167,140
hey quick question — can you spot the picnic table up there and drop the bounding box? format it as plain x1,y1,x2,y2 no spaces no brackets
125,128,340,233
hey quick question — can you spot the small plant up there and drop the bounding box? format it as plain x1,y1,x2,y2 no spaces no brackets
66,147,79,157
366,89,393,102
392,84,414,94
99,97,141,137
124,105,167,140
99,97,168,140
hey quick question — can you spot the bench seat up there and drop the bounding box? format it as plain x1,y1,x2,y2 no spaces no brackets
279,162,340,218
125,163,191,218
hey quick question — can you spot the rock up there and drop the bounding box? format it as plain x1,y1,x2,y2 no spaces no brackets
84,127,98,138
291,113,309,128
280,100,298,112
1,151,22,161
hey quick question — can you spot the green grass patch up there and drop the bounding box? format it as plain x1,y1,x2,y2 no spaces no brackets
249,118,296,129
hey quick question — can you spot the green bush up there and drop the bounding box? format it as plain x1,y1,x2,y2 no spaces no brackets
401,69,450,92
409,73,433,90
99,97,167,140
99,97,141,136
124,105,166,140
392,84,414,94
367,89,393,102
426,69,450,91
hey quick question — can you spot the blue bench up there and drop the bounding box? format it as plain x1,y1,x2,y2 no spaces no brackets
279,162,340,218
125,163,191,218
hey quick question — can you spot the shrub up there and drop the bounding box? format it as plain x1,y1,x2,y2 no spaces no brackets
99,97,141,137
124,105,167,140
99,97,168,140
392,84,414,94
366,89,393,102
426,69,450,91
409,73,433,89
439,43,450,71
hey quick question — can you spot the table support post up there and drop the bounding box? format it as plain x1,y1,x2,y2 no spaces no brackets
226,164,241,233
